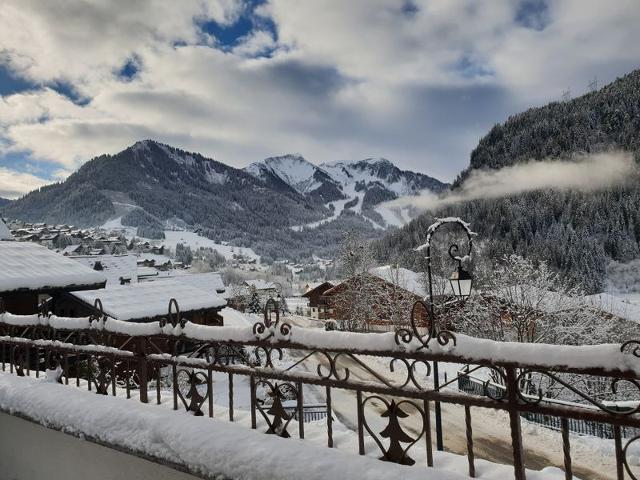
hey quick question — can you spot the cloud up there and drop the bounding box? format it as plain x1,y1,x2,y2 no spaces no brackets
0,0,640,185
385,152,637,212
0,167,51,199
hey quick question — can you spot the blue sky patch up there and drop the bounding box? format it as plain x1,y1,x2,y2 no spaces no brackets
515,0,551,31
48,80,90,106
0,152,62,181
196,0,277,57
453,55,494,80
117,57,140,81
0,64,37,96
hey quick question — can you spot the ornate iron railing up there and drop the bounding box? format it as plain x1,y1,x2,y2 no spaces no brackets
0,300,639,480
457,369,640,440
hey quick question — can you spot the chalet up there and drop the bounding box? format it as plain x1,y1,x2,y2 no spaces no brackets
301,281,334,319
56,280,226,325
321,266,440,328
0,242,106,314
244,279,278,304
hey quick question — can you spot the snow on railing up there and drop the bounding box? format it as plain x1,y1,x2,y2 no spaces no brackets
1,311,639,377
1,308,640,480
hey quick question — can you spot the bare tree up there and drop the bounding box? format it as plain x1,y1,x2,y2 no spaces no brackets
334,231,377,331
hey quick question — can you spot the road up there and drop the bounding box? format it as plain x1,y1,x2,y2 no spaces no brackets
285,315,615,480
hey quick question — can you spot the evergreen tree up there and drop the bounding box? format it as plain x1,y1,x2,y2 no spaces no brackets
248,288,262,314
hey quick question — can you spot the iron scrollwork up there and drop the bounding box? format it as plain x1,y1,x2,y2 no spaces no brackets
254,379,299,438
394,300,456,351
515,369,640,415
89,356,114,395
361,395,426,465
253,298,291,341
623,435,640,480
176,369,210,416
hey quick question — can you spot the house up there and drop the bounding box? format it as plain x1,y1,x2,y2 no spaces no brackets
243,279,278,304
55,280,226,325
301,281,334,319
0,242,106,314
321,266,436,328
67,254,138,287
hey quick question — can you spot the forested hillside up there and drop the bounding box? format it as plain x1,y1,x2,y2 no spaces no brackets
456,69,640,185
377,70,640,293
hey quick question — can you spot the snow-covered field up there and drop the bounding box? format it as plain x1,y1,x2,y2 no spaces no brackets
101,216,260,262
158,231,259,261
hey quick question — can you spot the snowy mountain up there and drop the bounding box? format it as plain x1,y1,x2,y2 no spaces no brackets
2,140,447,262
245,155,448,228
245,154,344,203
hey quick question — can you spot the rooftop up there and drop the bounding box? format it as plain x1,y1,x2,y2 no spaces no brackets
70,280,226,321
244,279,277,290
0,242,106,294
68,254,138,287
150,272,226,296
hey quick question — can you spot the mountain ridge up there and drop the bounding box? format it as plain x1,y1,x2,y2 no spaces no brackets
1,140,447,262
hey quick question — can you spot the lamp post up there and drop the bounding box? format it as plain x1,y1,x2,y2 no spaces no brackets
415,217,474,451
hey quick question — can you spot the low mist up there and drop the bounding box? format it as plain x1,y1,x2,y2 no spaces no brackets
386,152,636,213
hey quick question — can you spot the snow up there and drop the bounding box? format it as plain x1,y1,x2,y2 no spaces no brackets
0,219,14,241
244,279,277,290
0,373,475,480
68,254,138,287
0,368,576,480
220,307,254,327
69,280,226,321
586,292,640,323
247,155,324,195
369,265,428,297
0,242,106,293
291,198,352,231
148,272,227,297
159,231,260,262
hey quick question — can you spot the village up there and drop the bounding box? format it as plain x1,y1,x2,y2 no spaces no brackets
2,2,640,479
1,214,639,480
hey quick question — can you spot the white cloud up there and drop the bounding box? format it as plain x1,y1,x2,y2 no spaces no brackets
0,0,639,185
386,152,636,212
0,167,51,199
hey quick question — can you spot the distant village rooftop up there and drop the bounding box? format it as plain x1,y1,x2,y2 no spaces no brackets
0,242,106,294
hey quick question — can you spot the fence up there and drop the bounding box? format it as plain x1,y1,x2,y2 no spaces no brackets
0,301,639,480
457,370,640,441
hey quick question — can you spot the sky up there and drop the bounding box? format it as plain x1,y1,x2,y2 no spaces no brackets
0,0,639,199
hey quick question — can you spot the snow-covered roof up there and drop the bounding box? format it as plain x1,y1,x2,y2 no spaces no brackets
137,266,160,278
0,219,14,241
0,242,107,294
148,272,227,297
68,255,138,288
244,279,277,290
369,266,427,297
60,244,82,255
69,280,226,321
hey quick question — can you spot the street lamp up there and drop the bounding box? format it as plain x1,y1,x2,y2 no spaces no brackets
449,262,473,300
416,217,475,452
